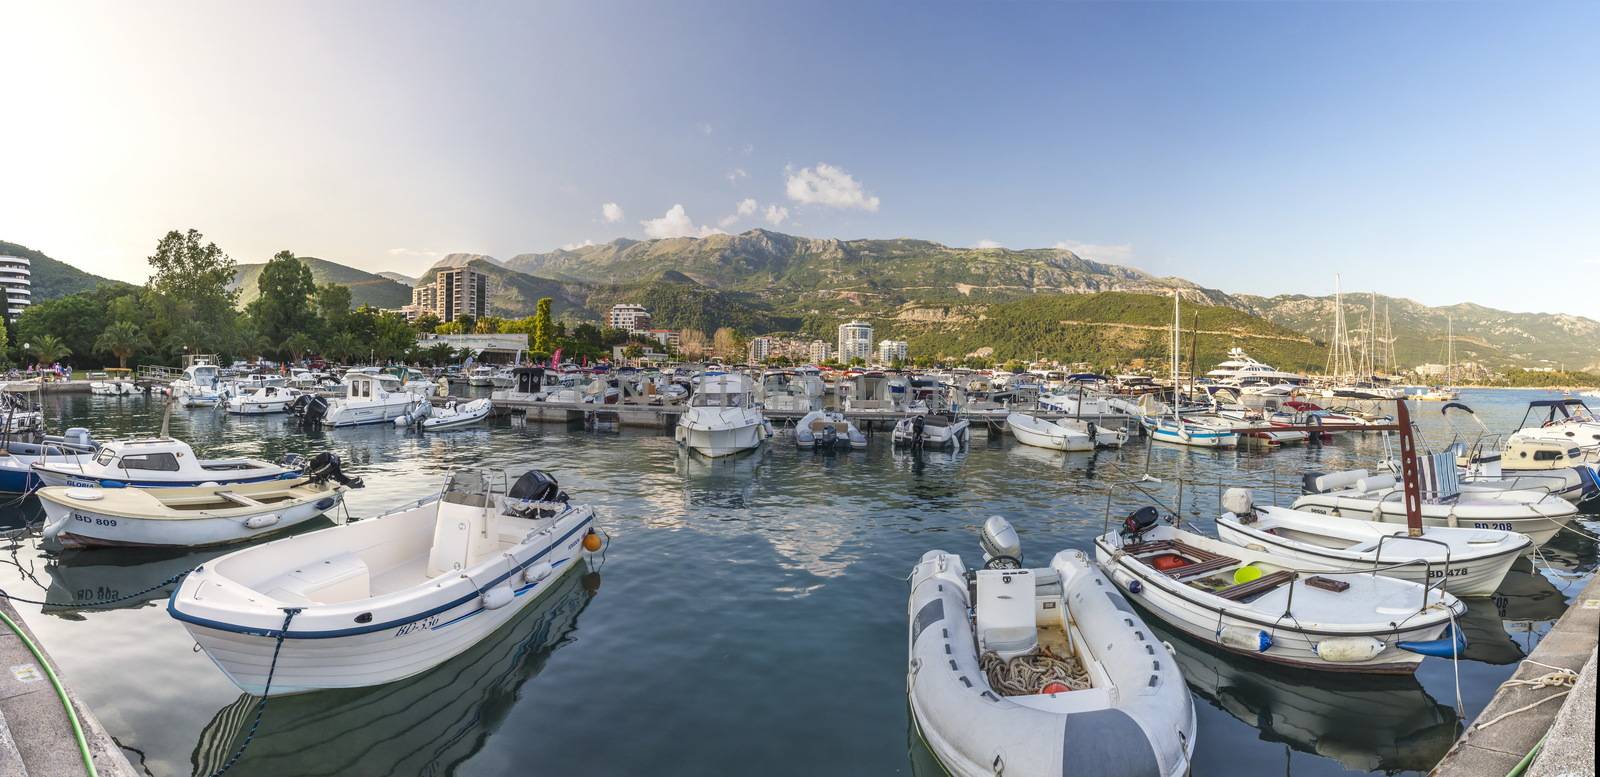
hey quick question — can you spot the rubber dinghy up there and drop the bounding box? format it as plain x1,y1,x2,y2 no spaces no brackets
1006,412,1126,451
169,469,603,695
908,517,1196,777
1094,508,1465,674
416,399,491,431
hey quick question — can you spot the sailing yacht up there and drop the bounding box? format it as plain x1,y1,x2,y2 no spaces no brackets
1144,292,1240,448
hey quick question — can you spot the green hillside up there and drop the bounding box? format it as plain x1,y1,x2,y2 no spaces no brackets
233,256,412,309
0,240,132,300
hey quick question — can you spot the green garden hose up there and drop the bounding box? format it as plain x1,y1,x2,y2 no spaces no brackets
0,609,98,777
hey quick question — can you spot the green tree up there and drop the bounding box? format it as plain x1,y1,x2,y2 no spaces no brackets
94,321,151,368
425,342,456,366
145,229,241,358
280,332,317,362
30,334,71,365
413,313,441,334
531,298,553,353
247,251,317,354
14,292,111,364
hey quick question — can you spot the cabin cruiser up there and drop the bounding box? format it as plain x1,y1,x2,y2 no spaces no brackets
1295,458,1576,547
226,385,300,415
317,373,426,428
1504,398,1600,450
32,436,301,489
172,359,225,405
794,410,866,450
170,470,602,695
843,373,926,416
1096,506,1464,674
467,365,499,387
492,366,564,403
1442,401,1600,504
675,372,773,457
909,517,1196,777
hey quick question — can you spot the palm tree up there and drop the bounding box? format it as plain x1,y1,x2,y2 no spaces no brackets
94,321,151,369
30,334,71,366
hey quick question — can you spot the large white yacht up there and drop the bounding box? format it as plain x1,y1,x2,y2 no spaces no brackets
1205,347,1307,388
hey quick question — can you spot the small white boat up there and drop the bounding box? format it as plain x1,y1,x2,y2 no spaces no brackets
170,470,602,696
39,454,362,549
226,385,300,415
1294,465,1575,547
418,399,492,431
467,366,499,387
908,517,1196,777
31,437,300,489
89,371,138,395
893,414,969,449
0,429,99,493
794,410,866,450
1095,514,1464,674
1006,412,1125,451
1141,414,1239,448
318,373,422,427
674,372,773,457
1214,489,1528,598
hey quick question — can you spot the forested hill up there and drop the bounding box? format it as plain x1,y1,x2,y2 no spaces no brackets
0,240,131,300
232,256,412,309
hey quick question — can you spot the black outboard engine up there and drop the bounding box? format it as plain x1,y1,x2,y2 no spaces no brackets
911,415,926,448
819,422,838,448
305,452,364,488
1120,506,1160,540
299,395,329,426
505,470,568,517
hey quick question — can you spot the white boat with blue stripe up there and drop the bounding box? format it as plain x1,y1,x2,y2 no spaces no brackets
169,469,602,695
30,436,300,489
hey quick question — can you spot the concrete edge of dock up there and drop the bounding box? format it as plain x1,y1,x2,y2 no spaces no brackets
0,597,138,777
1431,573,1598,777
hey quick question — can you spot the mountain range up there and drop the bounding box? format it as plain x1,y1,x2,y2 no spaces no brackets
9,231,1596,371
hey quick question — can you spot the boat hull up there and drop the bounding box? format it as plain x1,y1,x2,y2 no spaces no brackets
1292,495,1569,547
323,398,418,427
676,422,766,457
39,490,343,549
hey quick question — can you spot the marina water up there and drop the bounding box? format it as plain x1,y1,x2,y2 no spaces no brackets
0,388,1593,776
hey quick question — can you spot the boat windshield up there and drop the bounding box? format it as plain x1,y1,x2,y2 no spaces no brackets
443,470,494,507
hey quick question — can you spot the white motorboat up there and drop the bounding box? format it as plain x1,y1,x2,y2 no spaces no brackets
1212,404,1307,446
39,453,362,549
760,370,826,413
674,372,772,457
893,414,969,450
1440,401,1598,505
172,358,224,405
467,366,499,387
89,370,138,395
1213,489,1528,598
1294,465,1575,547
1095,511,1464,674
1141,414,1239,448
31,436,300,489
0,428,98,493
1006,412,1125,451
794,410,866,450
909,516,1196,777
1205,347,1308,387
169,470,602,695
226,385,300,415
418,399,492,431
317,373,424,428
492,366,564,404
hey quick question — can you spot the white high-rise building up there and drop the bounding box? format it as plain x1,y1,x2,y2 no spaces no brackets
837,320,874,363
608,304,652,333
0,256,31,320
808,340,832,364
877,339,908,363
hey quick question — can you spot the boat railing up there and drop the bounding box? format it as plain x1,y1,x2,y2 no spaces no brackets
138,365,185,382
1371,533,1453,607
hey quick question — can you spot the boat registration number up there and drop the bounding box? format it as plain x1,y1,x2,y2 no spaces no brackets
1427,567,1469,579
395,615,439,637
1473,522,1514,531
72,512,117,527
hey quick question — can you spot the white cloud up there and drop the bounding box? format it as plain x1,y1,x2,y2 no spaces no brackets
698,122,713,135
1054,241,1134,264
740,143,754,156
726,168,748,183
641,204,725,239
561,239,595,251
718,214,739,228
975,239,1003,249
785,163,880,211
764,205,789,226
601,202,624,223
736,198,758,216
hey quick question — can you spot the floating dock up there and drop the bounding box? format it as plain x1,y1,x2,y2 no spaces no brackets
1432,573,1598,777
0,597,137,776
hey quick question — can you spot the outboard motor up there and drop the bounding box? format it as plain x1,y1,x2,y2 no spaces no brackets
819,422,838,448
911,415,926,448
305,452,364,488
504,470,568,517
1120,506,1160,540
1221,487,1256,523
300,395,329,427
979,515,1022,566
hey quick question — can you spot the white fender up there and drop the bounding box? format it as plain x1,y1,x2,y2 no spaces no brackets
480,584,514,610
1218,625,1273,653
1315,636,1386,662
244,514,281,529
523,561,554,585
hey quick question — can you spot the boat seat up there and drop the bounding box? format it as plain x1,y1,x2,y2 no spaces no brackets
975,569,1038,660
1163,556,1238,580
264,552,370,605
217,491,265,508
1214,570,1295,602
1122,539,1230,563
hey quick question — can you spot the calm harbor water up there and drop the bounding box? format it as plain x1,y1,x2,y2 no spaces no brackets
0,388,1593,777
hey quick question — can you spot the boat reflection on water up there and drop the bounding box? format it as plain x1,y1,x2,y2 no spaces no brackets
1454,558,1568,666
189,564,600,777
1149,619,1460,774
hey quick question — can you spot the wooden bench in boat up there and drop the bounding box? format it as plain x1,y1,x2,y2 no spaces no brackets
1121,539,1240,580
1213,570,1295,602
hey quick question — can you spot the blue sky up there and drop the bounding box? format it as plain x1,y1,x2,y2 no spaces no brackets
1,1,1596,317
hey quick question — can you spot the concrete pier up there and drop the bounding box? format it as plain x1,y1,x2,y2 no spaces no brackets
1432,573,1599,777
0,598,136,776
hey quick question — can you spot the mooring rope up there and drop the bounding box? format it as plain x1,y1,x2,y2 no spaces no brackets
979,649,1091,696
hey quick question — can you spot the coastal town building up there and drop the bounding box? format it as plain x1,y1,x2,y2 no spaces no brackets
608,304,652,333
877,339,908,363
837,320,874,363
808,340,832,363
405,266,488,323
0,255,31,320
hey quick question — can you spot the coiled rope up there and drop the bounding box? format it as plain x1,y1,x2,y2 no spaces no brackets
1473,660,1580,730
980,649,1090,696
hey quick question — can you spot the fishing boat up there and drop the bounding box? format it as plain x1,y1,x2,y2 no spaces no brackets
1094,508,1464,674
1294,464,1575,547
794,409,866,450
1006,412,1124,451
317,373,425,427
417,398,492,431
226,385,300,415
893,414,970,450
39,453,362,549
1143,293,1240,448
674,372,773,457
1213,489,1528,598
31,436,301,489
169,469,602,695
0,429,99,493
908,516,1196,777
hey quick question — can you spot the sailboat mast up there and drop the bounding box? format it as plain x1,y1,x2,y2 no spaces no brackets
1172,291,1181,423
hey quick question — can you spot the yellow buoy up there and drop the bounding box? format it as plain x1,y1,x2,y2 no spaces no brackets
582,531,603,553
1233,564,1263,585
